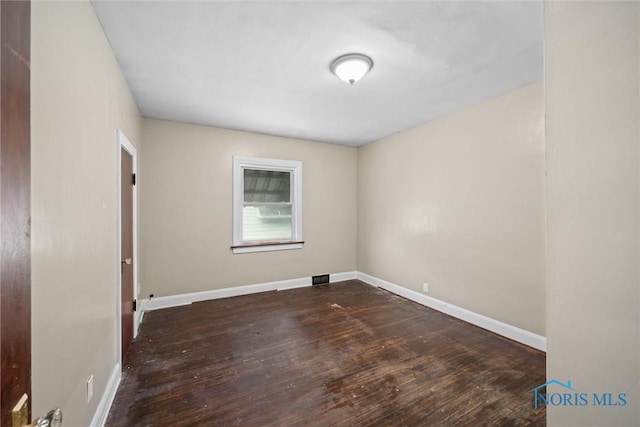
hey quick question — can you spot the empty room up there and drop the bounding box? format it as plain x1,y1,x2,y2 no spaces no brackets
0,1,638,426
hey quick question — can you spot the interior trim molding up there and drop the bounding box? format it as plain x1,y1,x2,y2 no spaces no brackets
328,271,359,283
139,271,358,312
90,363,122,427
356,272,546,352
135,309,145,334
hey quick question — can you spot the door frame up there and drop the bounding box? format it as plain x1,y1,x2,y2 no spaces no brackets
116,130,138,370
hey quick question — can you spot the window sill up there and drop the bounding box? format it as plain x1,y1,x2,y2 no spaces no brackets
231,241,304,254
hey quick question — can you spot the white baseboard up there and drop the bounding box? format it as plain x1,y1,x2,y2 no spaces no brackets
134,308,145,336
139,271,358,312
356,272,547,352
329,271,358,283
90,363,121,427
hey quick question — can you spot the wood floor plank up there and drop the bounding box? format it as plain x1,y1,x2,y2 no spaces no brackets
106,280,545,426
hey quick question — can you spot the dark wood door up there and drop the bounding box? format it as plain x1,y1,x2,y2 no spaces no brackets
121,148,134,363
0,1,31,426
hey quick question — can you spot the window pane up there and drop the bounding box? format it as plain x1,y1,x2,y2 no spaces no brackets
233,156,302,252
244,169,290,203
243,206,292,241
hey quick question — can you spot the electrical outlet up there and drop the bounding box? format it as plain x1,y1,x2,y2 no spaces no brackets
423,283,429,293
87,375,94,403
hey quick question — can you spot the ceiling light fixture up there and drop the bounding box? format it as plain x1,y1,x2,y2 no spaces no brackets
330,53,373,86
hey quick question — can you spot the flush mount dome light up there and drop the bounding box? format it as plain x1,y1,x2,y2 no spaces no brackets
330,53,373,85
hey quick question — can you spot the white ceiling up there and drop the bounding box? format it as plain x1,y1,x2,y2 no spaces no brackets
92,1,543,147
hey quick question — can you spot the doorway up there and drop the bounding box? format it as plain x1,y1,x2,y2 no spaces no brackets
118,131,137,366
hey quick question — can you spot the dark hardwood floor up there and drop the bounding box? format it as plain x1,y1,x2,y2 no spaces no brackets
106,280,545,426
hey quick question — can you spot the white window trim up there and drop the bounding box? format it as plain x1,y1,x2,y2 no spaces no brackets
232,155,303,254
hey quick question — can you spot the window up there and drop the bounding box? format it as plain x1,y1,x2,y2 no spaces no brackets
232,156,303,254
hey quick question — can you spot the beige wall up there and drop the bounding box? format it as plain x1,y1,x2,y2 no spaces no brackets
31,1,142,425
140,119,357,297
358,83,545,335
545,2,639,425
